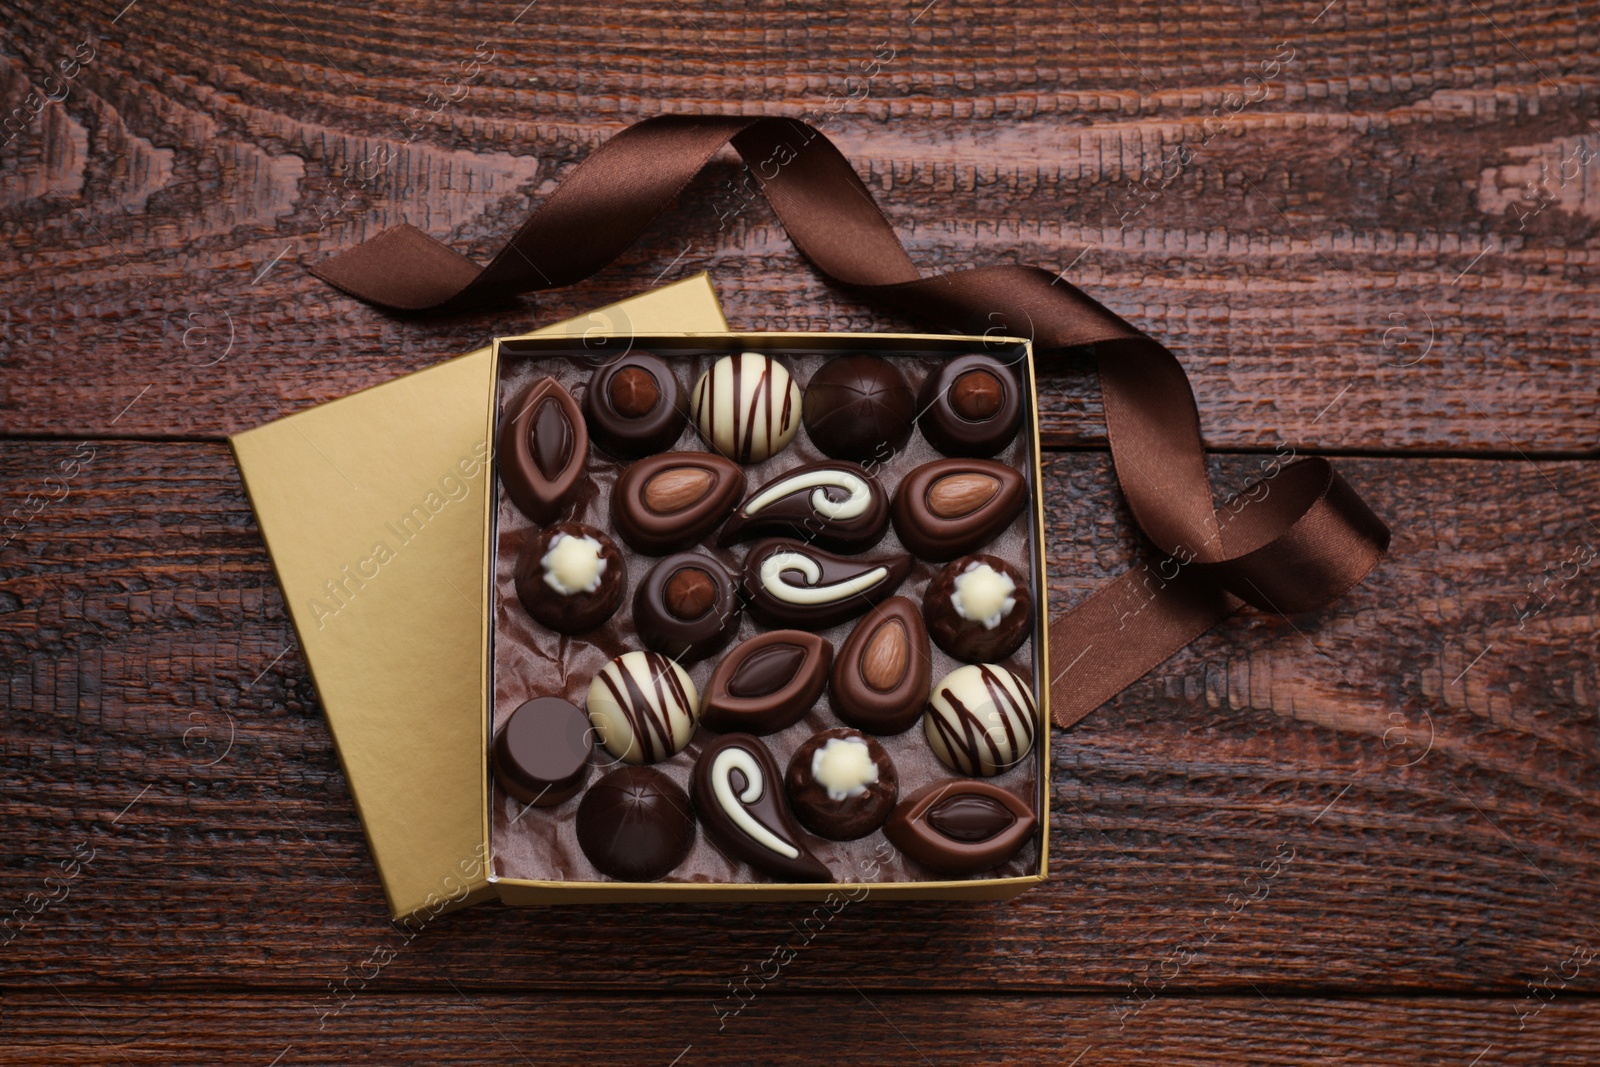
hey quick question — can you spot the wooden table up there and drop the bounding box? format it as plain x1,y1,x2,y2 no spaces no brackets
3,1,1597,1062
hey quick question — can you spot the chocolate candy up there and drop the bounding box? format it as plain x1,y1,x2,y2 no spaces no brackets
633,553,741,662
923,664,1037,777
691,352,802,463
585,650,700,765
925,555,1032,663
691,732,832,882
891,458,1027,561
499,377,589,524
800,354,915,463
785,728,898,841
829,596,933,736
701,631,832,735
719,461,890,553
915,354,1024,458
582,353,688,458
576,766,696,881
742,538,912,630
514,522,626,634
883,779,1037,875
491,697,594,807
612,452,746,555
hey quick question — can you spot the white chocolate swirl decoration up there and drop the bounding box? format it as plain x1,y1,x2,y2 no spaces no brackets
710,746,799,858
586,651,699,765
759,551,888,606
744,468,872,521
923,664,1037,777
691,352,802,464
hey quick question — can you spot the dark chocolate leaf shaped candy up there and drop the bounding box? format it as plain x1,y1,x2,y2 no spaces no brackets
890,459,1028,561
829,596,932,735
719,461,889,552
741,538,911,630
499,377,589,524
701,630,833,734
883,779,1037,875
691,732,833,883
611,453,747,554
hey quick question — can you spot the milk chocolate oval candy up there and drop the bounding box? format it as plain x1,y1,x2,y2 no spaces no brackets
884,779,1036,875
719,461,889,553
923,663,1037,777
702,630,832,735
916,354,1024,458
611,453,746,554
829,596,932,735
499,377,589,524
583,353,688,459
891,458,1027,561
633,553,741,662
691,732,832,882
742,538,912,630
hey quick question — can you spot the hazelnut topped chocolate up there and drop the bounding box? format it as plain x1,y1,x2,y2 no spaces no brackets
634,552,741,662
583,353,688,458
916,354,1024,458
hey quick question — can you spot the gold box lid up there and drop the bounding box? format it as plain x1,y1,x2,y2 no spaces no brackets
230,275,728,920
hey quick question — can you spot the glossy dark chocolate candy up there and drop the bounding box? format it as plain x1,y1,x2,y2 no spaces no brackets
583,353,688,458
513,522,626,634
785,728,898,841
829,596,933,735
915,354,1024,458
891,458,1027,561
499,377,589,524
701,630,832,734
612,452,746,554
883,779,1037,875
719,461,890,553
691,732,832,882
924,554,1032,662
491,697,594,807
691,352,802,463
633,552,741,662
800,354,916,462
923,663,1037,777
576,766,696,881
741,538,912,630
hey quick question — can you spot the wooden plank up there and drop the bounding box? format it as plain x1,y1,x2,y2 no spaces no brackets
1,993,1597,1065
1,441,1595,990
1,3,1596,449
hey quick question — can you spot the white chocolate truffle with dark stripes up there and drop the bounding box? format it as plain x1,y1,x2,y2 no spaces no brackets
690,352,802,464
586,651,700,765
923,664,1037,777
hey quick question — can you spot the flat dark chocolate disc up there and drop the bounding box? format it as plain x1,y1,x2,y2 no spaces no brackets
491,697,594,807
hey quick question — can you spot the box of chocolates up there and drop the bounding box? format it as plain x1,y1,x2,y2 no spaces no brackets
483,332,1051,902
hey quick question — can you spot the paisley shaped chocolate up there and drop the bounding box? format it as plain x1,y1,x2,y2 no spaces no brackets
514,522,626,634
719,461,890,553
611,452,746,555
633,553,741,662
585,651,700,765
691,352,802,464
701,630,833,734
690,732,833,882
924,554,1032,662
741,538,912,630
582,353,688,459
883,779,1037,875
891,459,1028,561
915,353,1025,458
829,596,933,735
923,663,1037,777
499,377,589,524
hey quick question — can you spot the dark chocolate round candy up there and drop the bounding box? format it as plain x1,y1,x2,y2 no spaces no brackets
634,552,742,662
915,354,1024,458
702,630,833,735
801,355,916,462
499,377,589,523
583,353,688,459
883,779,1037,875
924,554,1032,662
785,728,898,841
576,766,696,881
611,452,747,555
514,522,626,634
491,697,594,807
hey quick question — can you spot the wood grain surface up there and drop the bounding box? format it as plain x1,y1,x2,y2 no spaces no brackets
2,0,1597,1062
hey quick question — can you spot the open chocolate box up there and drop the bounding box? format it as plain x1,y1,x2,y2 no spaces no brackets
483,332,1051,902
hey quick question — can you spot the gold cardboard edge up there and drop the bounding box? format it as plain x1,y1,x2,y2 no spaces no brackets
483,331,1051,902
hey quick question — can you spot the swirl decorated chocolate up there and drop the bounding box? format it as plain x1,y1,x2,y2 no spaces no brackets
741,538,912,630
719,461,890,552
690,732,832,882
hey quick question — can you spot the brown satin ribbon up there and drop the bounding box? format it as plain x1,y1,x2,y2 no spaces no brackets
311,114,1391,729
